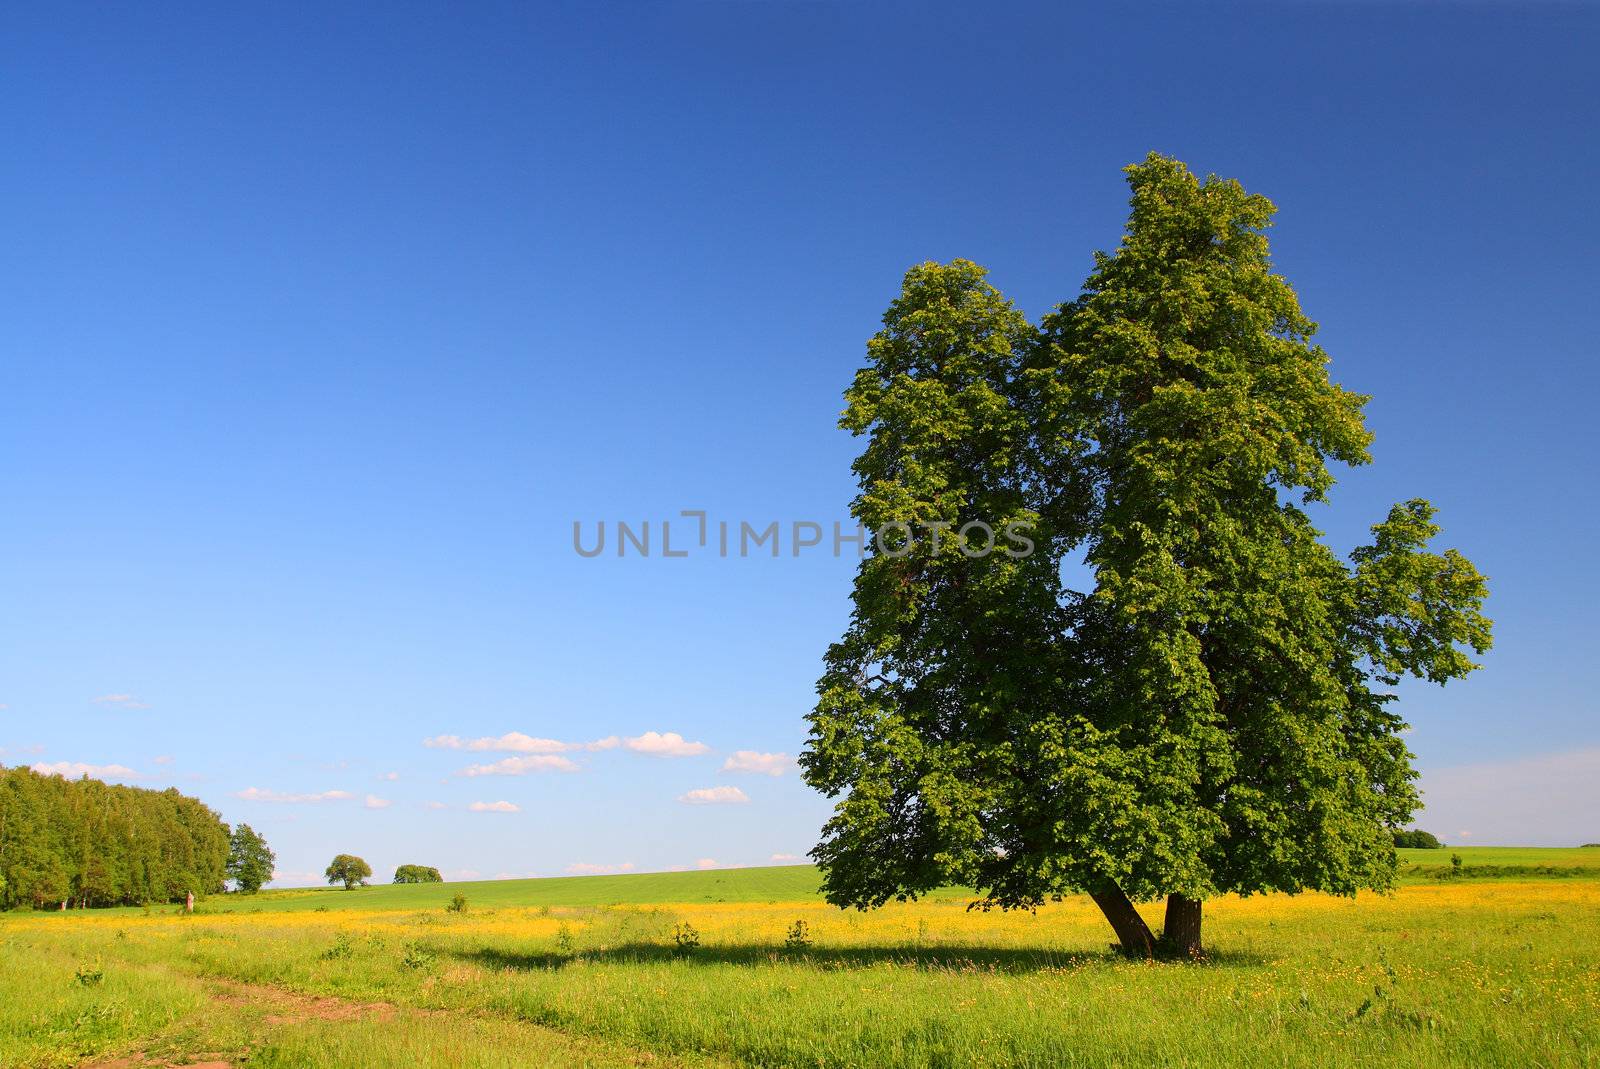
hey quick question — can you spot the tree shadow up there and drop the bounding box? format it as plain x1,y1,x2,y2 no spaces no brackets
450,942,1271,974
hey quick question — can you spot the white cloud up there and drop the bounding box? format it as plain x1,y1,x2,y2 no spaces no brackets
31,760,139,781
93,694,150,710
678,785,749,805
769,853,804,864
722,750,792,777
151,755,174,765
468,800,520,813
626,731,710,757
235,787,354,804
364,794,392,809
268,870,322,887
564,861,636,876
380,770,400,781
425,800,448,810
444,868,481,880
426,731,567,753
695,857,719,870
1417,747,1600,846
460,755,579,777
425,732,621,754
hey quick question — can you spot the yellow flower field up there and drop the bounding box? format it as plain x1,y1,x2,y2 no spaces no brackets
4,877,1597,1068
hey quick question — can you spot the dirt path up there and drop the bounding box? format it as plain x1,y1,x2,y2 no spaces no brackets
78,979,398,1067
206,977,402,1026
78,975,726,1069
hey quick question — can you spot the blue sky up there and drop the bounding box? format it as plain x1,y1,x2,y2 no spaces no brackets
3,3,1597,883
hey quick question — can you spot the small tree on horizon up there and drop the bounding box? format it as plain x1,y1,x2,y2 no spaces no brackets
392,864,443,884
801,154,1491,959
226,824,275,894
324,854,372,890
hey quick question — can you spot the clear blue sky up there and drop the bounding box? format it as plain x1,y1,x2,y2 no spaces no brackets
3,3,1597,882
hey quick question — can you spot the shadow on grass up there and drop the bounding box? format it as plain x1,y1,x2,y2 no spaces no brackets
449,942,1271,974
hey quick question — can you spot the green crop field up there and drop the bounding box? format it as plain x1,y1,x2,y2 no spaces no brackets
184,862,836,915
63,846,1600,920
4,849,1598,1068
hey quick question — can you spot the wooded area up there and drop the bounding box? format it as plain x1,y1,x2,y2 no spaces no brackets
0,765,229,909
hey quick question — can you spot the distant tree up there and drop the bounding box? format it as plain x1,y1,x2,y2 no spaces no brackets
392,864,443,884
0,765,228,909
324,854,372,890
1392,829,1444,850
802,155,1492,960
226,824,276,893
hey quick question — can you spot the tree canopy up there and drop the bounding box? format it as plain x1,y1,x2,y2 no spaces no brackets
0,765,229,909
324,854,372,890
392,864,443,884
800,154,1491,957
226,823,275,894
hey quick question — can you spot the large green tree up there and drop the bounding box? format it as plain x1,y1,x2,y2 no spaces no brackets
392,864,443,884
801,155,1491,958
226,823,275,894
324,854,372,890
0,766,229,909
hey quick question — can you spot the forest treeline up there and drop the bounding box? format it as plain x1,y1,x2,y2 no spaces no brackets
0,765,229,909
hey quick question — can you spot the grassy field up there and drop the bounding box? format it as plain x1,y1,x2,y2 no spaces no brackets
65,846,1597,919
4,850,1597,1068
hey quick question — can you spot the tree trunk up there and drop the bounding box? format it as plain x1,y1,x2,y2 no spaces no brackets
1159,893,1203,959
1089,883,1156,959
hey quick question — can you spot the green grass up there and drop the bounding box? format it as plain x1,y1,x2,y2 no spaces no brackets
6,849,1598,1068
118,846,1600,918
1396,845,1600,869
1396,846,1600,882
193,863,834,914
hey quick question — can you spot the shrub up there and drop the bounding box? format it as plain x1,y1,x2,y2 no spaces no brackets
672,922,701,957
400,941,437,970
319,935,354,960
783,919,812,952
74,961,104,987
1392,829,1444,850
446,893,468,914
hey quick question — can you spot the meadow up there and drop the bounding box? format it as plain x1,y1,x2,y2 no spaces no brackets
3,848,1597,1068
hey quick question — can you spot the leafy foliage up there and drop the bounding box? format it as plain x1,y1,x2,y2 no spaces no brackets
671,922,701,956
393,864,443,884
0,765,229,909
226,824,275,894
1393,829,1444,850
783,919,813,951
801,155,1492,935
400,940,437,970
324,854,372,890
319,934,355,960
